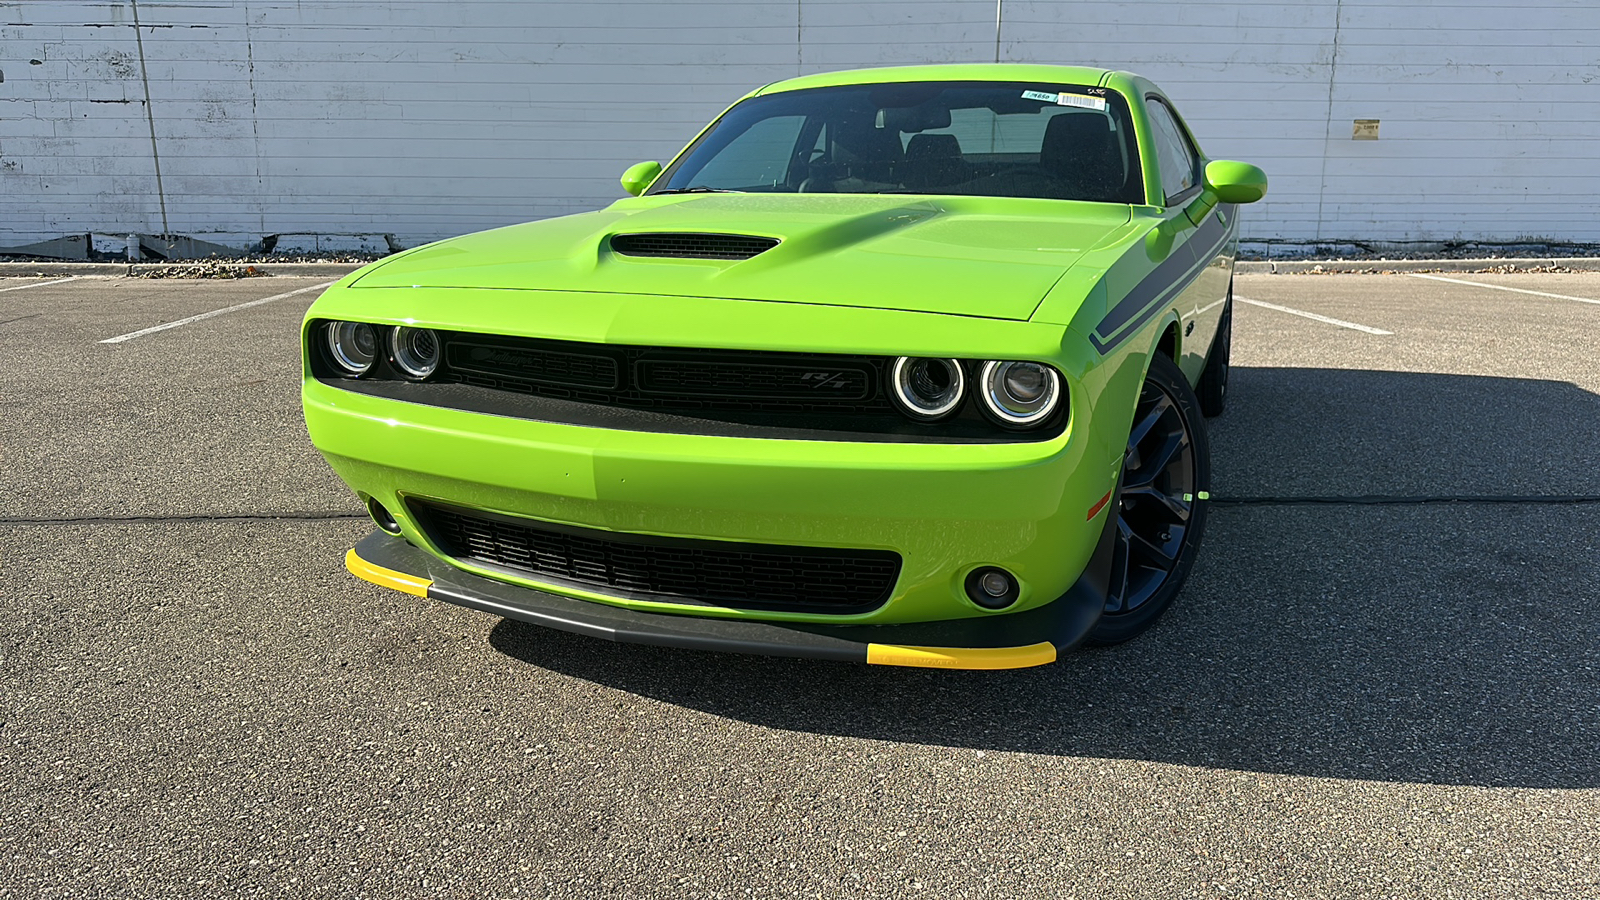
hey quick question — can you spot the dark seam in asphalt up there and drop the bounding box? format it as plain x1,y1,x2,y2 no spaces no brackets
1211,495,1600,507
0,513,367,526
0,314,41,327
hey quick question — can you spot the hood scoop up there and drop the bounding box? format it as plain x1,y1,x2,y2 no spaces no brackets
610,232,779,261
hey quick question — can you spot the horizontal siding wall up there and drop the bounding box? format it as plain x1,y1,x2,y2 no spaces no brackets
2,0,1598,252
1000,0,1600,244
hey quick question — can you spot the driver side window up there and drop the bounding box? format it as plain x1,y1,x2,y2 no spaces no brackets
1145,98,1200,205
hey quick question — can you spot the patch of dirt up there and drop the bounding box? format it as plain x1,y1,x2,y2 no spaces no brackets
1240,242,1600,262
1289,263,1591,276
130,262,273,279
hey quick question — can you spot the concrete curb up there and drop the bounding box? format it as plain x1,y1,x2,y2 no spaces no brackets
1237,257,1600,274
0,262,366,277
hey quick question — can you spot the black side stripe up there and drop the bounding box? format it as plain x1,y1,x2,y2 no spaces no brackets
1089,212,1232,355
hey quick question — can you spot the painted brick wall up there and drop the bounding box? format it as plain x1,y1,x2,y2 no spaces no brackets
2,0,1597,254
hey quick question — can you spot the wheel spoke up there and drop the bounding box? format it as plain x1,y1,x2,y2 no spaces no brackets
1139,430,1186,482
1120,484,1191,523
1126,526,1178,572
1106,518,1133,613
1125,394,1173,455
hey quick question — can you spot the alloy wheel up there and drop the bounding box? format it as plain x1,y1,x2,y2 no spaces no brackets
1104,376,1197,616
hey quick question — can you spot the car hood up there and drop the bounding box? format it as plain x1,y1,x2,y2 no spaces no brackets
352,194,1132,321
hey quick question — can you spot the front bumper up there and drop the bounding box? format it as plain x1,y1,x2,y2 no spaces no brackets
348,527,1112,669
306,380,1116,625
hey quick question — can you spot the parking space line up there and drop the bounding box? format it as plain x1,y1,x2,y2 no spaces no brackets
0,276,78,294
99,280,335,344
1406,273,1600,306
1234,296,1394,335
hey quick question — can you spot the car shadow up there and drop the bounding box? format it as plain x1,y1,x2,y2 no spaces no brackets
487,368,1600,790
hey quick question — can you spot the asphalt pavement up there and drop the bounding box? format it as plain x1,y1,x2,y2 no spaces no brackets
2,271,1597,899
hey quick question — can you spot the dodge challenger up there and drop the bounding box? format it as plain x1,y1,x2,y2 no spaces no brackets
303,64,1267,669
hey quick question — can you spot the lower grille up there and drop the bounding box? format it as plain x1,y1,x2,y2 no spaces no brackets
411,501,901,614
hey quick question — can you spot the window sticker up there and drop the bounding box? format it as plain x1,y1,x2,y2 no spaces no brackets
1057,93,1107,111
1021,90,1108,112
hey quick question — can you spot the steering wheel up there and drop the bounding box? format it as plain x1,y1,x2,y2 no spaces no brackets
797,149,841,193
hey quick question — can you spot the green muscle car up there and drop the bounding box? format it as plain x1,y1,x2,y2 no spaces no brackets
304,64,1266,670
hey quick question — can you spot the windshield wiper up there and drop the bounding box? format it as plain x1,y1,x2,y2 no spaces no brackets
652,186,743,195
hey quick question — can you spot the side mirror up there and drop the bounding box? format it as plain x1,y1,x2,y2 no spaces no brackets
620,161,662,197
1204,160,1268,204
1184,159,1267,224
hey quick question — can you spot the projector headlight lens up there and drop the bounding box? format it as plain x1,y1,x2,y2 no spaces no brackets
390,326,441,379
980,360,1061,427
890,357,965,420
325,321,378,376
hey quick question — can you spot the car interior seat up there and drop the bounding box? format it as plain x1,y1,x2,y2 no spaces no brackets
1039,113,1130,203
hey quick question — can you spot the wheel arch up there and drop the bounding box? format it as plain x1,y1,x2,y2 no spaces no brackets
1152,312,1182,364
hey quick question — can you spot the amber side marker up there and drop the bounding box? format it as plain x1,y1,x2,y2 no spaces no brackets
1086,489,1114,521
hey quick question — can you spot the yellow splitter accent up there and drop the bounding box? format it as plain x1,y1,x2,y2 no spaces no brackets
346,546,1057,670
345,549,432,598
865,642,1057,670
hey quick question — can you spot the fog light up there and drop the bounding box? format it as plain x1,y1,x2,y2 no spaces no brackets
965,567,1019,610
980,571,1010,597
367,497,402,535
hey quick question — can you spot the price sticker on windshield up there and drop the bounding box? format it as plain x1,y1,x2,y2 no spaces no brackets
1056,93,1107,111
1021,90,1107,111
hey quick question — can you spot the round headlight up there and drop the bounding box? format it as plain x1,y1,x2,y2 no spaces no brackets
390,326,441,379
325,321,378,376
890,357,965,420
980,360,1061,427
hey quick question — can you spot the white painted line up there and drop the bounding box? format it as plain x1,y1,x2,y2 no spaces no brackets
1234,296,1394,335
0,276,78,294
99,281,335,344
1406,272,1600,306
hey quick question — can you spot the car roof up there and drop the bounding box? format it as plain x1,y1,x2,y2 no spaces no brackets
754,64,1122,95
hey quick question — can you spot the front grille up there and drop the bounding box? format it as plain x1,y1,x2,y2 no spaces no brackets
447,339,619,389
310,323,1067,442
637,357,872,400
412,501,901,614
610,232,779,260
440,333,891,415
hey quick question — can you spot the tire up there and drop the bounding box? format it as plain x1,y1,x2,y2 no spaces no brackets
1196,286,1232,418
1087,352,1212,645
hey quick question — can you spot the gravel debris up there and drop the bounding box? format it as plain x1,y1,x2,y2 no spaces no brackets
1288,262,1592,276
1240,241,1600,262
129,261,275,279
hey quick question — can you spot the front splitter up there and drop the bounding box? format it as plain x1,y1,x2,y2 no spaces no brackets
345,529,1109,670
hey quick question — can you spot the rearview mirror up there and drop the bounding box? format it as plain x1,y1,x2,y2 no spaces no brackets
621,161,662,197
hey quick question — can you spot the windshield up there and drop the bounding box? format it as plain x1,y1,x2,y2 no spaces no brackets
652,81,1143,204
